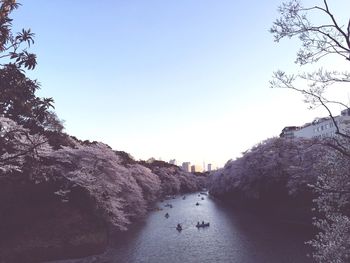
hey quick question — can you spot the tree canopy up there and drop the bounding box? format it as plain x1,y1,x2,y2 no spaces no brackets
0,0,54,133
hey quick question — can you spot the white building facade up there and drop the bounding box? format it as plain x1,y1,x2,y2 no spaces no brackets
281,109,350,139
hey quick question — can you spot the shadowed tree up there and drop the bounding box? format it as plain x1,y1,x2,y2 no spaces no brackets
0,0,54,132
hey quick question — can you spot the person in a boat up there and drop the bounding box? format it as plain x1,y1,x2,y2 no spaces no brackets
165,212,169,217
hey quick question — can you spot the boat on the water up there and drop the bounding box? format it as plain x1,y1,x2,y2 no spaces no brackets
176,224,182,231
196,222,210,228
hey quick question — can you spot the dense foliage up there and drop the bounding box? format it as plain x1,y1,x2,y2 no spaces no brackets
0,116,204,232
209,137,323,209
140,159,205,195
306,137,350,262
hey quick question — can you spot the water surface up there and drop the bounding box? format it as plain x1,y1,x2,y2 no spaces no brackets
55,192,313,263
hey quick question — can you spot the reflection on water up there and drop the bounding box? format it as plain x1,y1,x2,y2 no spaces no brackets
53,193,313,263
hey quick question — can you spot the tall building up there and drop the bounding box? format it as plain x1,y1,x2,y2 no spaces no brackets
190,165,196,173
169,159,177,165
182,162,191,172
280,109,350,139
207,163,212,172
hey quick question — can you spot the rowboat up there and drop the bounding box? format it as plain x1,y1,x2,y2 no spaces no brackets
196,222,210,228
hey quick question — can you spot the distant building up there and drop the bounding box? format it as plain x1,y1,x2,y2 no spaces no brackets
207,163,212,172
190,165,195,173
169,159,177,165
182,162,191,172
190,164,202,173
280,109,350,139
279,126,299,139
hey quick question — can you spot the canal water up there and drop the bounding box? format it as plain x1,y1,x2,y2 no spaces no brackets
56,192,313,263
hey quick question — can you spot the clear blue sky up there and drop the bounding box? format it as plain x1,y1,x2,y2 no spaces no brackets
11,0,350,168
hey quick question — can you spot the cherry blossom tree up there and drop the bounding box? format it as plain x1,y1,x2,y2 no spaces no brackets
43,143,147,230
208,137,327,220
306,138,350,262
140,159,201,195
0,117,51,175
40,142,203,231
128,165,161,203
270,1,350,261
